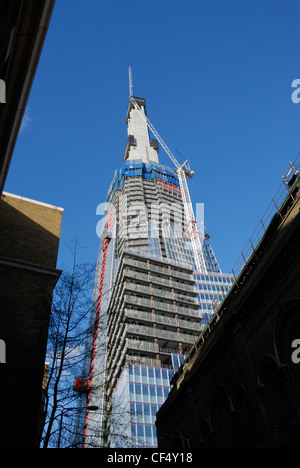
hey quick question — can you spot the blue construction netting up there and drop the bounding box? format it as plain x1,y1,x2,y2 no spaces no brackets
105,159,179,202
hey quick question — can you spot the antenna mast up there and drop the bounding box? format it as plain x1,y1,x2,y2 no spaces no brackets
129,66,133,97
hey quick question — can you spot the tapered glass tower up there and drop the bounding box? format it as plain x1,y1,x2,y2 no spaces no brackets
79,93,234,448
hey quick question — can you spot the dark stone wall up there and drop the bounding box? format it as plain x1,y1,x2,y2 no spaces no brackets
0,195,62,448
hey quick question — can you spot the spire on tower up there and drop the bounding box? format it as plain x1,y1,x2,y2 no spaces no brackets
124,66,159,164
129,66,133,98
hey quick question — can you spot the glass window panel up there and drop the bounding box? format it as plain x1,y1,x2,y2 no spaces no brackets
148,367,155,384
143,385,149,402
130,402,136,422
129,382,134,398
143,404,151,423
135,383,141,400
137,424,144,439
134,366,141,383
155,368,161,382
157,386,163,403
131,424,136,437
145,425,152,445
151,404,157,423
162,369,169,385
136,403,143,422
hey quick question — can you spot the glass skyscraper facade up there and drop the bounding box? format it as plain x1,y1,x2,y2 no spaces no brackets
196,272,234,325
80,95,234,448
110,364,173,448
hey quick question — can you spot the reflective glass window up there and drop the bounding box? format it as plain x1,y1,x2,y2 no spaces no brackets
145,425,152,445
143,384,150,402
157,386,163,403
135,383,141,400
148,367,155,384
144,404,151,423
136,403,143,423
141,367,148,383
155,368,161,382
130,402,136,422
149,385,156,403
134,366,141,383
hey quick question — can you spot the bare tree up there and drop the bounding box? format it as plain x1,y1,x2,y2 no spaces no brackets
40,258,96,448
39,254,132,448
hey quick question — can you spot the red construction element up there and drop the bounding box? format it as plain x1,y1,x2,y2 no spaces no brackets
82,209,113,448
158,179,181,196
73,378,88,394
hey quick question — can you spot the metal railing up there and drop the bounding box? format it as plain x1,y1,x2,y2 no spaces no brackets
124,281,198,305
124,308,202,332
126,339,188,357
125,268,198,294
127,355,173,369
231,155,300,283
127,339,157,353
126,323,196,344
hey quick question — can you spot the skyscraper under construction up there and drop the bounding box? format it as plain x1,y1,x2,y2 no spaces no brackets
79,82,234,448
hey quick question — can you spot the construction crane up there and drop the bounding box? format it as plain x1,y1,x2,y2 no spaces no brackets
128,67,207,274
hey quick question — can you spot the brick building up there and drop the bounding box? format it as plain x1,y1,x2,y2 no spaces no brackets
0,193,63,447
0,0,60,448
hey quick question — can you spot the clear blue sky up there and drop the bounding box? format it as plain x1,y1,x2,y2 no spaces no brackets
4,0,300,274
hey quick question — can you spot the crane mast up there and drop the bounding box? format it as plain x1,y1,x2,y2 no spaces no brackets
129,93,207,274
